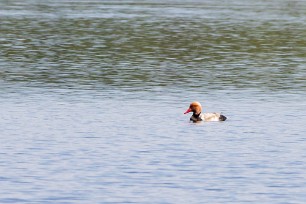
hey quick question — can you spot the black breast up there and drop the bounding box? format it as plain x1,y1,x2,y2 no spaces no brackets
190,114,203,122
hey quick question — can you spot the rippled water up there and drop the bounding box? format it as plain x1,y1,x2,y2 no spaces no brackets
1,0,306,203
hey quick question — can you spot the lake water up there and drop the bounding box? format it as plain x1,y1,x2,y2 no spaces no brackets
1,0,306,203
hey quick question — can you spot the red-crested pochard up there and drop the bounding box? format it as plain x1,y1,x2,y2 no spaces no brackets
184,101,227,122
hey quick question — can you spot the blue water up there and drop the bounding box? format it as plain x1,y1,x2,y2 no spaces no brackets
1,0,306,203
1,89,306,203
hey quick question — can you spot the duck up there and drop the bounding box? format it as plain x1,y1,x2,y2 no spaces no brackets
184,101,227,122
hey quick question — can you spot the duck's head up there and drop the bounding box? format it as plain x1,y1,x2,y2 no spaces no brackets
184,101,202,115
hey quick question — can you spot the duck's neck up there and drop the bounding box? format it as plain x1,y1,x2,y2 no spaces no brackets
192,112,202,118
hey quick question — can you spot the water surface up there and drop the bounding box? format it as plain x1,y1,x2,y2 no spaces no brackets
1,0,306,203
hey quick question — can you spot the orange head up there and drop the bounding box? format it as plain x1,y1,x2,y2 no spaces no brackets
184,101,202,115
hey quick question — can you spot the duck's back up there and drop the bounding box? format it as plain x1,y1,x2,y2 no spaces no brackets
202,113,227,121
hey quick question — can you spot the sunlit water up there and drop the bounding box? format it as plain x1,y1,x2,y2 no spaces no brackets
1,0,306,203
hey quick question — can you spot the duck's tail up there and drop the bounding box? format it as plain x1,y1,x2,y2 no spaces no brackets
219,114,227,121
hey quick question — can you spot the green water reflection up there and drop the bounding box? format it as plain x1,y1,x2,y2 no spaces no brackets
1,1,305,92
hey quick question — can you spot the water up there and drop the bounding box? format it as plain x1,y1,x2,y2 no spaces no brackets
1,0,306,203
